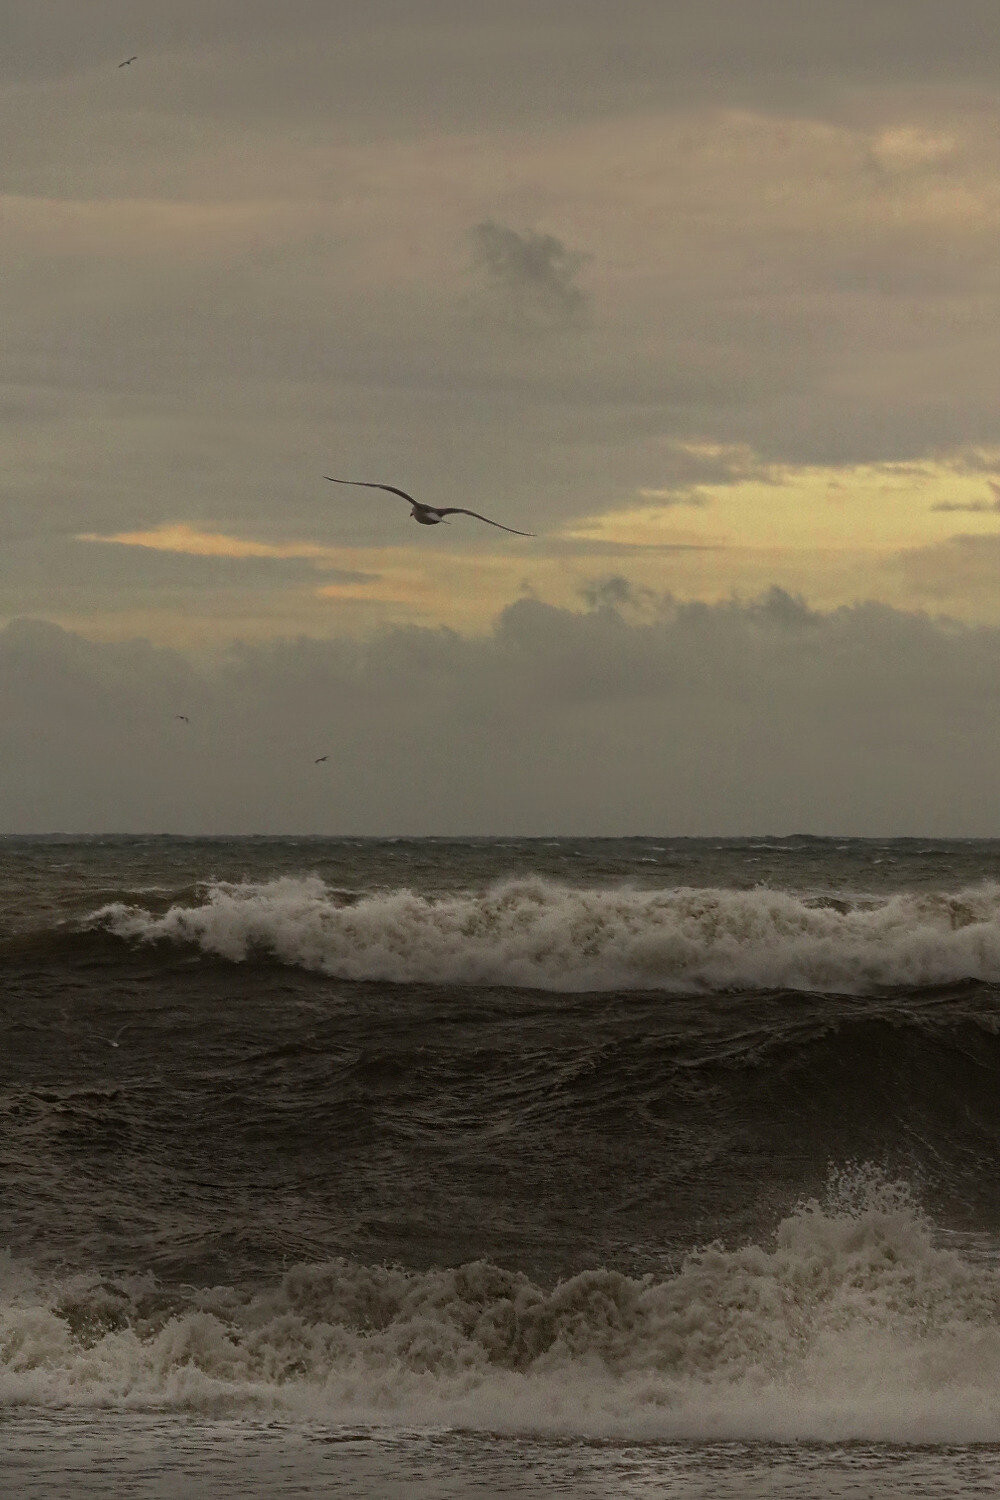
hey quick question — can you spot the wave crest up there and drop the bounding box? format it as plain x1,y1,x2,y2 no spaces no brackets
4,1168,1000,1440
86,875,1000,993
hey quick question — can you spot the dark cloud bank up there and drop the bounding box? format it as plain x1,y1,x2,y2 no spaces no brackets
3,590,998,835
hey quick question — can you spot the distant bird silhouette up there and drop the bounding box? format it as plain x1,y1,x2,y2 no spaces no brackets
324,477,535,535
118,56,137,67
58,1008,130,1048
314,755,329,763
175,714,189,723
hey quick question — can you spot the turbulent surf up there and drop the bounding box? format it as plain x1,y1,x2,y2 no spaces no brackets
4,834,1000,1445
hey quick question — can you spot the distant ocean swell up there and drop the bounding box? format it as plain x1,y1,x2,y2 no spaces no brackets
4,1170,1000,1442
86,875,1000,993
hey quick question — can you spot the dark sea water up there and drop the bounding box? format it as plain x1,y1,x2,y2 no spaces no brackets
5,834,1000,1496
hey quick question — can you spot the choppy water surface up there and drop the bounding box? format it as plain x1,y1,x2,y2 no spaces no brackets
5,1415,1000,1498
4,835,1000,1494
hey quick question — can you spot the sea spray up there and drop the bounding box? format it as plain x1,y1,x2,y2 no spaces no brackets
5,1169,1000,1441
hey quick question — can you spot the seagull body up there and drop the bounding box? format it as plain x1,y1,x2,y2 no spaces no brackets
324,477,535,535
118,56,137,66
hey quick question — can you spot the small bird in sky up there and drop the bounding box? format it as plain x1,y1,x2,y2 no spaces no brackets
118,56,137,67
175,714,189,723
324,477,535,535
314,755,329,763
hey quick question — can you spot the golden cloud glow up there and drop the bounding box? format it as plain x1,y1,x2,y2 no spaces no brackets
74,523,551,633
543,450,1000,621
563,455,1000,553
77,524,354,563
71,450,1000,644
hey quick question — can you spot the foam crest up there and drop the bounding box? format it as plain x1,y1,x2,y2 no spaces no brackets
4,1170,1000,1440
89,875,1000,992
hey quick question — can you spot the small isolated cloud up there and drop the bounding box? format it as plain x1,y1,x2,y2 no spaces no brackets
930,480,1000,514
577,574,660,612
469,220,589,327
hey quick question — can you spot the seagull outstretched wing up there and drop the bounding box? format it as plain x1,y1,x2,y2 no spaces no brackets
324,477,420,506
324,477,533,532
118,56,137,66
436,508,535,536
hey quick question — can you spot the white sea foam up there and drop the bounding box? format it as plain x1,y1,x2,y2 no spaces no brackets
4,1169,1000,1441
88,875,1000,993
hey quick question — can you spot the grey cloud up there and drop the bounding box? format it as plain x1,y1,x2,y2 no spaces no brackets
930,502,1000,514
932,452,1000,476
469,222,589,328
635,442,790,504
10,1,1000,623
931,481,1000,513
4,593,1000,835
7,88,1000,561
0,534,382,643
577,575,643,610
892,531,1000,606
575,575,665,615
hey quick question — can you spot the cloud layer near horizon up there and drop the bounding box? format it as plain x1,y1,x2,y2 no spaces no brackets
3,591,998,835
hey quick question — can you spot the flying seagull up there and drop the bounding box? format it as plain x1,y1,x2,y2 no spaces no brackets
118,56,137,67
175,714,189,723
314,755,329,763
324,477,535,535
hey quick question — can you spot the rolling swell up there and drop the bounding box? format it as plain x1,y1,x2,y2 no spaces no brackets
85,874,1000,994
5,916,1000,1280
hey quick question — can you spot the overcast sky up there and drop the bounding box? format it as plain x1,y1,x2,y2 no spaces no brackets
5,2,1000,832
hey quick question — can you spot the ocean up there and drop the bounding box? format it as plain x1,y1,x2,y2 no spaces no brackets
5,834,1000,1496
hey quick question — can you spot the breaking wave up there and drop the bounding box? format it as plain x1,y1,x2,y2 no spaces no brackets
88,875,1000,994
4,1168,1000,1442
